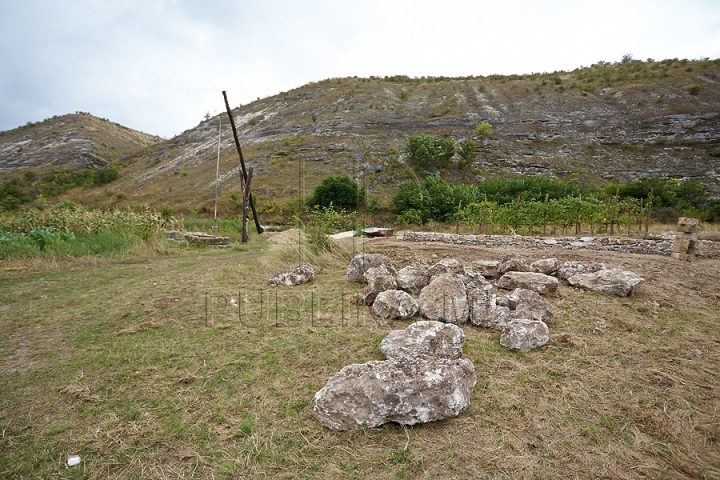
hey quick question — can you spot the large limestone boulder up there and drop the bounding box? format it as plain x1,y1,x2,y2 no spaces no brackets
497,271,559,295
555,261,589,280
469,293,511,329
465,273,508,329
268,262,315,286
530,258,559,275
363,265,397,305
498,253,530,274
346,253,396,283
396,264,429,295
567,268,645,297
313,356,477,430
500,319,550,352
497,288,556,323
418,273,469,324
379,320,465,359
471,260,500,278
427,259,465,279
372,290,418,319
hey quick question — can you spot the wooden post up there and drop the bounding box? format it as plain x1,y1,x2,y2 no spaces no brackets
222,91,264,234
576,193,582,235
242,167,254,244
610,187,619,235
645,188,654,235
456,200,462,234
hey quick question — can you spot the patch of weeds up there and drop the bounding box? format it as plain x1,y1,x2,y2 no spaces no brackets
44,421,73,436
282,133,300,146
580,426,599,444
599,415,618,432
234,415,255,437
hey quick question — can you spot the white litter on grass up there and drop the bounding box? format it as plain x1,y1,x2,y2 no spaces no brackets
329,230,355,239
67,455,81,467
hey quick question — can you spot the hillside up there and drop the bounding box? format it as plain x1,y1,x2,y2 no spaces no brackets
0,113,161,178
4,58,720,213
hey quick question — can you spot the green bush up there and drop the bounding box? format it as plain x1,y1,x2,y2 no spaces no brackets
458,139,476,167
474,121,493,139
93,165,121,185
392,180,432,222
404,134,455,171
311,175,364,210
282,133,299,146
397,208,425,225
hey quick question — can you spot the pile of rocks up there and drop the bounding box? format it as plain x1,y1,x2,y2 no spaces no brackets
314,321,476,430
314,252,647,430
345,252,644,352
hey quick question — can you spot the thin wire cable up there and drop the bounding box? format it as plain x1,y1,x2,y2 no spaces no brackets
214,117,221,220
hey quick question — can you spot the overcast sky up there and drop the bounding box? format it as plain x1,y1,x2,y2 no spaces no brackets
1,0,719,138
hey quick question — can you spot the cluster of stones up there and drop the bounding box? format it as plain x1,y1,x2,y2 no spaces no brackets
313,320,476,430
671,217,701,261
398,231,719,259
313,253,646,431
166,230,230,245
346,252,644,351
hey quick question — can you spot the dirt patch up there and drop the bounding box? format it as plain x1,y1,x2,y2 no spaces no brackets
114,321,161,335
266,228,306,245
0,337,38,374
58,385,101,402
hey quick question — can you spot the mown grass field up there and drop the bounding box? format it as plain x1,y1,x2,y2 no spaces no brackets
1,230,719,479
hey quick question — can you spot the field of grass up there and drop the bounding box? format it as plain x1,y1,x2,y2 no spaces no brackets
1,229,719,478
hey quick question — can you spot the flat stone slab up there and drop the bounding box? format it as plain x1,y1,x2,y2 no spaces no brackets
567,268,644,297
313,356,476,430
497,271,559,295
167,230,230,245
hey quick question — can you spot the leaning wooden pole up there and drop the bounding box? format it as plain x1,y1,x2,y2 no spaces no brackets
222,91,264,234
242,167,254,244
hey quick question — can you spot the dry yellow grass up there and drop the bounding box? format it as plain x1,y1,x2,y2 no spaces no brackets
1,233,719,478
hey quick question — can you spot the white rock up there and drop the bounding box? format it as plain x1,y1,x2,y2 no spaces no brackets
500,319,550,352
418,273,469,324
267,262,315,286
497,271,559,295
313,356,476,430
396,264,429,295
346,253,396,283
379,320,465,359
363,265,397,305
567,268,645,297
372,290,418,319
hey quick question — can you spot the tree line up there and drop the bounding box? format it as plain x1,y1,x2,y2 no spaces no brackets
392,175,720,232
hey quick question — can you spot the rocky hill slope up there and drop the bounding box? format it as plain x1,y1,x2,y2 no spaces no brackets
3,59,720,212
0,113,161,178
